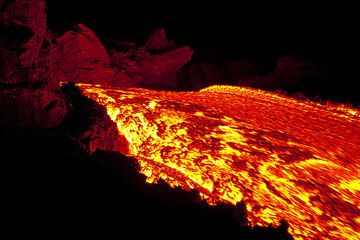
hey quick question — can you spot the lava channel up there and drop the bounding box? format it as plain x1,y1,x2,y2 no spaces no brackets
78,83,360,240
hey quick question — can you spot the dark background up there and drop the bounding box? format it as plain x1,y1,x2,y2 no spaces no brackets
47,0,359,103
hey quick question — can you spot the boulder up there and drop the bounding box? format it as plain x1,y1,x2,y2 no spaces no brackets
136,46,193,89
56,24,110,64
144,28,175,53
54,24,118,85
108,28,193,89
110,45,193,89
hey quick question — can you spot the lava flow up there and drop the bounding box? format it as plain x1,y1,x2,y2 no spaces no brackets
79,83,360,240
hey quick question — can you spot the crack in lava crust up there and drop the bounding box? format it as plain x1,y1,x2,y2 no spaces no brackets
78,83,360,240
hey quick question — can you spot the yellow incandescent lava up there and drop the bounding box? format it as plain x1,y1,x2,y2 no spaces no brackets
78,83,360,240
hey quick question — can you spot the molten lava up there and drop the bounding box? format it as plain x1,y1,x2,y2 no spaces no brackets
79,83,360,240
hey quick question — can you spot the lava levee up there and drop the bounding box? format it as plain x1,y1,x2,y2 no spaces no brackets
79,83,360,240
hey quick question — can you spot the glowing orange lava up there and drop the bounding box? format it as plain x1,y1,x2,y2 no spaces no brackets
79,83,360,240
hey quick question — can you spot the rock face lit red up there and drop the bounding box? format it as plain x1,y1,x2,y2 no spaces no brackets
0,0,66,128
0,0,47,84
110,28,193,89
53,25,193,89
79,83,360,240
110,46,193,89
54,24,119,85
135,46,193,89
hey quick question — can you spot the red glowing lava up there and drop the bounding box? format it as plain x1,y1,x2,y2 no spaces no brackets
79,83,360,240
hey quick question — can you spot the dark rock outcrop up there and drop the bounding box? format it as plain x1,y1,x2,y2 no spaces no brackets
177,62,224,90
110,45,193,89
53,25,193,90
2,128,294,239
60,82,128,154
238,56,335,93
135,46,193,89
0,87,66,129
223,60,264,82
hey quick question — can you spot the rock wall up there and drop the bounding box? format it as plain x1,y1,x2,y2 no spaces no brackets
0,0,67,129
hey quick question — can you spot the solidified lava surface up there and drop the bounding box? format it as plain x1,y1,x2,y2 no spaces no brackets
79,83,360,240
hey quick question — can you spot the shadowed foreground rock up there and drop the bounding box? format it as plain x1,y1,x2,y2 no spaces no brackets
59,82,128,153
0,87,66,128
1,129,294,239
